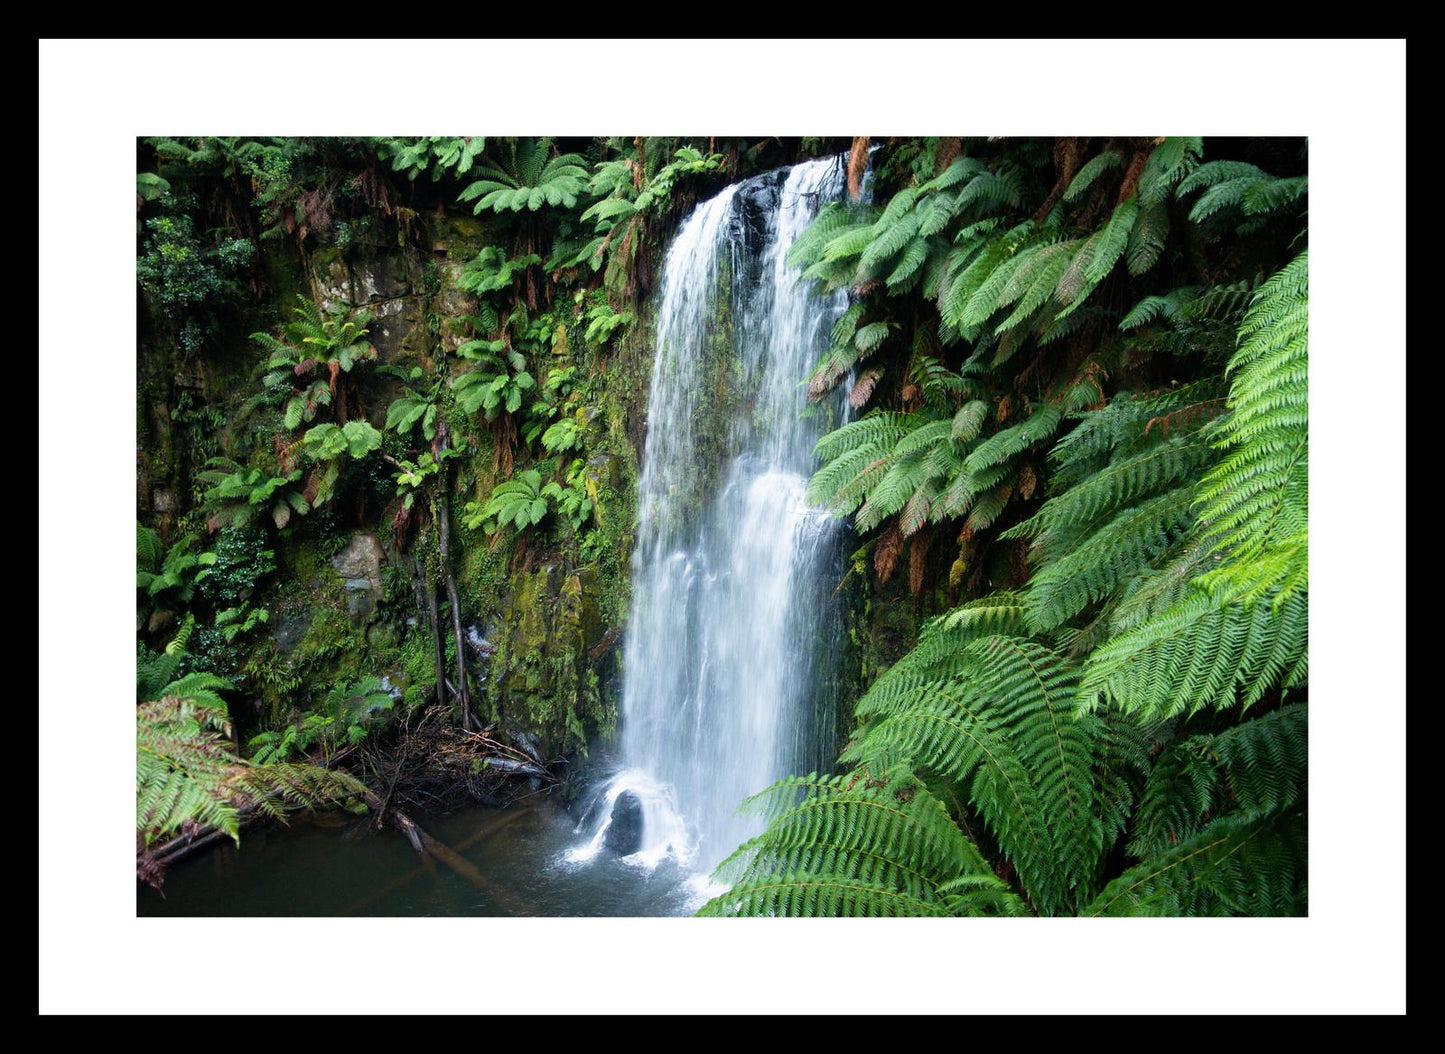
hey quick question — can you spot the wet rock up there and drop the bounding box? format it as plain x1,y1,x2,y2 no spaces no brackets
585,452,620,489
274,612,312,654
604,791,644,855
466,623,497,658
332,533,384,582
332,533,385,623
347,590,374,623
508,731,541,761
351,262,407,303
483,756,549,778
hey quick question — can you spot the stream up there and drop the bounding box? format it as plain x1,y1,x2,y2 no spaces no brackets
137,773,707,917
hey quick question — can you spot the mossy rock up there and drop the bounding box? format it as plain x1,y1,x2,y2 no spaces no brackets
484,558,615,758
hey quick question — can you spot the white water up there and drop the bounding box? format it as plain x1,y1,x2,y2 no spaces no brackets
570,156,851,882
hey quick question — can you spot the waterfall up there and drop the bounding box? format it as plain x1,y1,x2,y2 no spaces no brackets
569,155,851,881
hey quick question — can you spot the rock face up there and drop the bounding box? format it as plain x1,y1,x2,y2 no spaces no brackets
604,791,644,855
274,612,312,654
135,206,648,767
332,533,385,624
488,560,611,757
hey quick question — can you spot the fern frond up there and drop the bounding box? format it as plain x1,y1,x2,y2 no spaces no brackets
845,635,1106,915
1085,195,1139,284
1085,807,1306,916
1020,436,1215,542
1024,484,1199,632
1063,150,1122,203
1078,587,1308,719
702,771,1023,917
1137,137,1202,206
1195,251,1308,592
1129,703,1307,859
962,404,1063,475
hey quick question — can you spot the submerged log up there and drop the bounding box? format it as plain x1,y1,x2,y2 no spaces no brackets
337,805,536,916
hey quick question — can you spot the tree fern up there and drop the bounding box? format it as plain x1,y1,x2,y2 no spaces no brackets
1078,587,1307,719
1023,485,1199,633
702,136,1309,919
1128,703,1306,859
1194,251,1309,597
843,635,1110,915
1084,807,1306,916
1177,161,1307,226
700,771,1024,917
138,686,368,879
1063,150,1122,203
458,138,589,215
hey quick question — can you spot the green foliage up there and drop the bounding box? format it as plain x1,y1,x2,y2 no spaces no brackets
1128,703,1306,860
540,417,585,455
251,295,378,432
1194,251,1309,599
376,136,487,182
137,692,244,845
136,527,216,607
214,604,269,643
459,246,541,296
458,138,589,215
1078,587,1307,719
1177,161,1308,227
136,212,254,327
197,458,309,531
138,688,367,852
706,143,1309,916
542,460,595,532
581,292,634,346
843,634,1122,915
700,771,1025,917
1084,808,1306,916
808,354,1101,541
382,366,442,443
475,469,552,534
391,449,459,512
572,144,723,297
301,420,383,462
193,525,276,608
453,342,536,420
248,677,395,763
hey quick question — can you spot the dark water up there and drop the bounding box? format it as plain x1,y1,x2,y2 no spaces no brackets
136,792,709,917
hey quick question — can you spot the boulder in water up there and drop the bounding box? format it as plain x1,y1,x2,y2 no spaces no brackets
603,791,644,855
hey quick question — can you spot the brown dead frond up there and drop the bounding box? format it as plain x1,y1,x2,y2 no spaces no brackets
1018,461,1038,501
1144,398,1227,437
875,520,902,585
850,368,883,409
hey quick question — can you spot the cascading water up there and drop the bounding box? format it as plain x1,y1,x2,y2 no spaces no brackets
568,156,852,886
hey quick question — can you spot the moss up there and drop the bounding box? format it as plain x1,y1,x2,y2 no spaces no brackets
257,239,311,315
399,623,438,696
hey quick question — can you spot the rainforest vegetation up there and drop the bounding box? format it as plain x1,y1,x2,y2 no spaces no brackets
131,133,1307,917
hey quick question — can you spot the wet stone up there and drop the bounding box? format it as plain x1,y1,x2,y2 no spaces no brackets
603,791,644,855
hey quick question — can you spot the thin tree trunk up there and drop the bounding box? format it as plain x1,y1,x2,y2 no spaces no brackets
433,418,473,730
421,560,446,709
